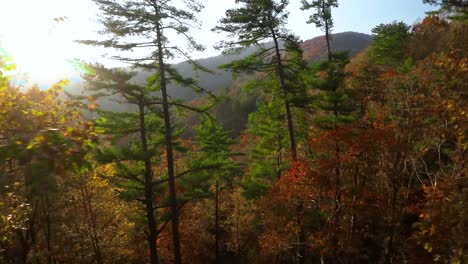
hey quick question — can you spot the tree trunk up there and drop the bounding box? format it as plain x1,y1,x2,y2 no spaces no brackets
270,27,303,264
276,133,282,179
236,191,241,257
215,180,220,263
154,11,182,263
385,151,403,264
79,174,104,264
271,29,297,162
139,103,159,264
323,0,332,63
44,194,53,264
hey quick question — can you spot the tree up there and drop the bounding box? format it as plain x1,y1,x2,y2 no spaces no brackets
214,0,303,161
56,166,139,263
370,21,411,66
81,64,166,264
193,117,240,263
423,0,468,21
301,0,338,62
243,98,289,198
79,1,214,263
0,81,99,263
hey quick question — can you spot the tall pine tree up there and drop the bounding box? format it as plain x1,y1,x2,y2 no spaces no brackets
193,117,240,263
82,64,166,264
78,1,214,263
214,0,303,161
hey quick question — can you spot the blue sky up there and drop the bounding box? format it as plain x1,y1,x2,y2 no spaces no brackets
0,0,436,84
289,0,434,39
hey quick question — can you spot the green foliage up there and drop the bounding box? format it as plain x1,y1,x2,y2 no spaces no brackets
242,99,289,198
184,118,241,198
82,63,165,198
306,51,355,129
370,21,411,65
423,0,468,21
301,0,338,30
214,0,302,90
214,0,289,50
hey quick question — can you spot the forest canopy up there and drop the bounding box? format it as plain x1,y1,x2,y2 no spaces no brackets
0,0,466,263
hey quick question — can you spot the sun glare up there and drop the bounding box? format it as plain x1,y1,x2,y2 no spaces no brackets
3,25,74,84
0,0,100,86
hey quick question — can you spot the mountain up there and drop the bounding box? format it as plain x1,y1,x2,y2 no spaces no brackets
302,32,373,61
188,32,373,135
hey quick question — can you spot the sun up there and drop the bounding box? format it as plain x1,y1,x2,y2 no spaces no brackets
0,0,101,86
3,28,75,85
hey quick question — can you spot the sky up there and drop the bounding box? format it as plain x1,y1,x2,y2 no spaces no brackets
0,0,435,84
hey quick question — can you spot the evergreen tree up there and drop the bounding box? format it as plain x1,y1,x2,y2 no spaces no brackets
192,117,240,263
243,99,289,198
303,1,356,261
78,1,215,263
301,0,338,62
423,0,468,21
370,21,411,66
82,64,166,264
213,0,303,161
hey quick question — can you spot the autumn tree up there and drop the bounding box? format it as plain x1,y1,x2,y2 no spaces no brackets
55,166,140,263
0,74,99,263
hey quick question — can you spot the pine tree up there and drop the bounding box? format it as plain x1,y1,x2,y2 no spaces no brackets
370,21,411,66
82,64,166,264
423,0,468,21
192,117,240,263
214,0,303,161
244,98,289,198
301,0,338,62
78,1,214,263
302,1,356,260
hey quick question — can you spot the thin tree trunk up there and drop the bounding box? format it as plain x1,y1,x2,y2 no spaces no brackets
215,180,220,263
79,174,104,264
270,27,303,264
154,9,182,263
323,0,332,63
139,103,159,264
385,180,400,264
349,164,359,242
236,191,241,258
277,133,282,179
271,29,297,162
385,151,403,264
44,194,53,264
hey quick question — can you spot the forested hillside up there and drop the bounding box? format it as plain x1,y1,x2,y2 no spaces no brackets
1,0,466,264
65,31,371,115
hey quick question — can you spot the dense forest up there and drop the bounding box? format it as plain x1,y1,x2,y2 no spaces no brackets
0,0,466,263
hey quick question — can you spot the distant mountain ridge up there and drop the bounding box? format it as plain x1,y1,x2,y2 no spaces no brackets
64,31,373,133
171,31,373,136
302,32,372,61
